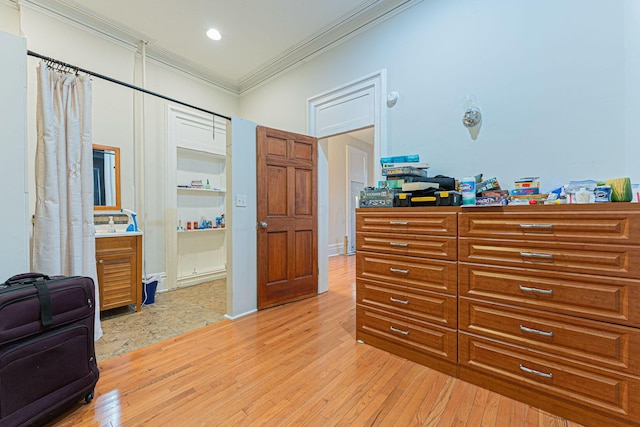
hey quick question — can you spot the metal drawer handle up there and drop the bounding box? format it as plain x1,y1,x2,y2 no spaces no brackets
519,285,553,295
390,268,409,274
390,326,409,335
520,325,554,337
519,224,554,229
520,252,554,259
519,364,553,379
390,297,409,305
389,242,409,247
389,221,409,225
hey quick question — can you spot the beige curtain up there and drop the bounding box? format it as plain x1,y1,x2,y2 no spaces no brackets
32,62,103,341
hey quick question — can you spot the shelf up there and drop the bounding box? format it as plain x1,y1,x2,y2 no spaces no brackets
177,228,226,233
177,145,225,158
177,187,226,193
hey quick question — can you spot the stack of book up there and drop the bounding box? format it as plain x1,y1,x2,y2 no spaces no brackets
378,155,430,189
509,177,540,196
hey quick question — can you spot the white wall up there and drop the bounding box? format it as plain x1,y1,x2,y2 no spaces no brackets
625,0,640,177
240,0,636,190
227,118,258,318
0,31,29,278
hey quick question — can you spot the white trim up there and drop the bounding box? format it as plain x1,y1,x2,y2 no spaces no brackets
328,243,344,257
224,309,257,320
308,69,387,179
18,0,138,52
1,0,18,9
176,268,226,288
307,70,388,295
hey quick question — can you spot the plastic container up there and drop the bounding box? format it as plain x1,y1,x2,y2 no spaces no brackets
594,185,611,203
575,187,592,204
108,216,116,233
461,177,476,205
142,274,160,305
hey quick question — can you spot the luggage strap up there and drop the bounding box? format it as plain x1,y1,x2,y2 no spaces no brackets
34,282,53,327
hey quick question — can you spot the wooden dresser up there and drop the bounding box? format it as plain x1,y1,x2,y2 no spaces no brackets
355,208,458,376
356,204,640,427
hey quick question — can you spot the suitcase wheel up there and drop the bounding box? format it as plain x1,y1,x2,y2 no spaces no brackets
84,391,94,404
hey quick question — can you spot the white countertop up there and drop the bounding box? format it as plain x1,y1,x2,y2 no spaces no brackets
95,231,143,238
95,226,143,238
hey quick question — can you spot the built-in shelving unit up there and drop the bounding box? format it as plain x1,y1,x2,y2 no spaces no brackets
166,107,229,289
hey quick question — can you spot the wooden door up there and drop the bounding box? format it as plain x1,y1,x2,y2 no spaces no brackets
257,126,318,310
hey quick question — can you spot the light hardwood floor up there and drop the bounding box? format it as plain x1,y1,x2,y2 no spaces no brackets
50,255,584,426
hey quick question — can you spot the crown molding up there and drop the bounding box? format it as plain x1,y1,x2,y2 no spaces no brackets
144,54,238,97
17,0,423,95
18,0,139,52
1,0,18,9
237,0,422,93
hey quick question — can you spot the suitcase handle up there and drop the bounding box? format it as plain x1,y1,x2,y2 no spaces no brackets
4,272,50,286
3,273,53,327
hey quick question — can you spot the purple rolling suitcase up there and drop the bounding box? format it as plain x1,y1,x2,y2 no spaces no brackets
0,273,99,427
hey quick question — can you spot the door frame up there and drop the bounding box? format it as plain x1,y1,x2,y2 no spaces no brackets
307,70,387,293
346,144,368,255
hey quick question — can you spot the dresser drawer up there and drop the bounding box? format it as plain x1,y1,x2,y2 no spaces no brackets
458,263,640,327
459,299,640,376
357,304,457,363
459,238,640,279
459,209,640,245
357,209,457,236
357,232,456,260
459,332,640,422
357,278,457,328
356,252,457,295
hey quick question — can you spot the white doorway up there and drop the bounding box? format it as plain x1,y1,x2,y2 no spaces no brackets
308,70,387,293
325,130,373,257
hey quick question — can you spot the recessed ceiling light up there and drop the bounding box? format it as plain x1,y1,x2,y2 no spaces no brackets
206,28,222,41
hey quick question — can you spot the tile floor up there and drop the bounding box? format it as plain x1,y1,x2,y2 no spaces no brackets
95,279,227,362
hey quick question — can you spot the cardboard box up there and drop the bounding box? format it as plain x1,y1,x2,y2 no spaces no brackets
359,188,398,208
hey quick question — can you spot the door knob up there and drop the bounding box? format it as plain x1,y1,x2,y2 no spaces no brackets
258,221,268,229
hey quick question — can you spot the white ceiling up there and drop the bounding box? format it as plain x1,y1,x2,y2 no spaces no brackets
21,0,420,93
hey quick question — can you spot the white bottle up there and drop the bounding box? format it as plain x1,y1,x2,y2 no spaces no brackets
108,216,116,232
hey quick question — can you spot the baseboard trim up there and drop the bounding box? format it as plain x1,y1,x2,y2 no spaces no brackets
328,243,344,257
177,269,226,288
224,309,257,320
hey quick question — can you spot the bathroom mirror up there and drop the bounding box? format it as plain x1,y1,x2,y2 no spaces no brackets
93,144,121,211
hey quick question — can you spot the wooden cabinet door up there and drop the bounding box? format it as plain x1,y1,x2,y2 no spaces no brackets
95,235,141,311
97,251,138,311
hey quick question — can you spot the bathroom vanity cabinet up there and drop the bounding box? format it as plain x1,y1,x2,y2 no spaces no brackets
95,234,142,312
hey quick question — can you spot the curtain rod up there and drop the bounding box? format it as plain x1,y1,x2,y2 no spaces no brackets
27,50,232,121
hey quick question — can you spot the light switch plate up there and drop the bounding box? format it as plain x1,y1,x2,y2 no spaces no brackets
235,194,247,207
